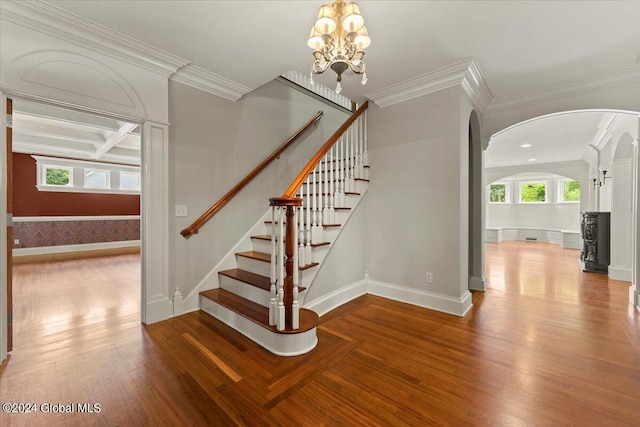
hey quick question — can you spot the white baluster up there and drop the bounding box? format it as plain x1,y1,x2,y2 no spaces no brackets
338,135,345,207
319,160,324,228
269,206,276,326
311,164,317,230
358,115,365,179
323,152,331,227
298,188,305,267
363,109,369,172
292,207,300,330
311,164,322,244
277,207,285,331
328,146,335,225
305,175,312,265
346,126,354,193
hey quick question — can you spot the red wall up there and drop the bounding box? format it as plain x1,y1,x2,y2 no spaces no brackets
13,153,141,216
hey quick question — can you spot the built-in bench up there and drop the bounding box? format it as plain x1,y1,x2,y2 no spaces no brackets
485,227,582,249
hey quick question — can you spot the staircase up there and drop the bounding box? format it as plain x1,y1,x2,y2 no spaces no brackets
196,102,370,356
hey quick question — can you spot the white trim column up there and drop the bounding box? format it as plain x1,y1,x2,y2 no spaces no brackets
141,121,171,323
0,92,8,362
631,124,640,308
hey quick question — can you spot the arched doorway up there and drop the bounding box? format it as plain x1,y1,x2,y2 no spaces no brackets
468,110,487,291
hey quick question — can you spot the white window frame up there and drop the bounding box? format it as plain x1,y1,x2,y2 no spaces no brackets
488,182,509,204
41,164,73,188
119,171,141,191
32,155,140,195
518,181,547,203
84,168,111,189
557,179,580,203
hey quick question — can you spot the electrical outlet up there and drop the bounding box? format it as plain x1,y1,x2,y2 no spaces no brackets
14,239,19,245
426,272,433,284
175,205,188,217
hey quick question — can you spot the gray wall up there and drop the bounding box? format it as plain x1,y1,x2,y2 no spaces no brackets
365,87,467,299
168,79,349,300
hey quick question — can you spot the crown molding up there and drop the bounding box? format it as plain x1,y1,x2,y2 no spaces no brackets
1,1,251,102
0,1,188,76
590,112,620,150
486,63,640,113
365,58,492,111
171,65,251,102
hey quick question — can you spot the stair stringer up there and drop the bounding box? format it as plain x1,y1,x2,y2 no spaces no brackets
182,208,272,313
297,184,369,307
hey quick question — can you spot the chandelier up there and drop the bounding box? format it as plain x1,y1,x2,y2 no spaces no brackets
307,0,371,93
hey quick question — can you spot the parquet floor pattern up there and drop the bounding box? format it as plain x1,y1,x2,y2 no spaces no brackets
1,243,639,426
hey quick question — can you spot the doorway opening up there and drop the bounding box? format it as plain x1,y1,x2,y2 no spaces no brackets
9,97,142,352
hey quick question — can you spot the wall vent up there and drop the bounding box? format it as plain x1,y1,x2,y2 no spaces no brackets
525,237,538,242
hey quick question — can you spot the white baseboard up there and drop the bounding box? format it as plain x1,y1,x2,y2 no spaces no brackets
609,266,632,282
367,279,472,317
13,240,140,256
304,279,368,316
468,275,488,291
143,296,173,325
304,277,474,319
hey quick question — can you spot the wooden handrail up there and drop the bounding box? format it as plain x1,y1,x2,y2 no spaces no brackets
181,111,324,238
281,101,368,198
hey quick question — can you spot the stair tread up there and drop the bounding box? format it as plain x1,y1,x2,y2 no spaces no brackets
300,262,319,271
219,268,307,292
200,288,318,334
251,234,330,247
236,251,270,263
265,221,342,228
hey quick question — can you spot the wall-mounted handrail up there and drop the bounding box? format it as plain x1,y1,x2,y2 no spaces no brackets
181,111,324,238
281,101,368,199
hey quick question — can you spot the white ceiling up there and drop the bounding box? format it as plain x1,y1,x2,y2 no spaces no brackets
486,111,605,168
6,1,640,167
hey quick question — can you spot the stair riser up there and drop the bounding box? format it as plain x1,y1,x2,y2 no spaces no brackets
264,224,341,243
219,275,271,307
251,238,273,254
200,296,318,356
236,256,271,277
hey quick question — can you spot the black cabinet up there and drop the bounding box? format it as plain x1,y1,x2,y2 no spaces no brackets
581,212,610,273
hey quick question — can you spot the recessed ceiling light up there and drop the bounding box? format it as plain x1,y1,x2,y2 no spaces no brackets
528,158,536,162
521,144,532,148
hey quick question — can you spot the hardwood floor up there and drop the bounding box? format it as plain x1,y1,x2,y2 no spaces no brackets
2,243,639,426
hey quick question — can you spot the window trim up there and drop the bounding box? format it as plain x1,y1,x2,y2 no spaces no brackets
518,181,547,204
32,155,140,195
119,171,141,191
557,178,581,204
84,168,111,189
488,182,509,204
41,164,73,188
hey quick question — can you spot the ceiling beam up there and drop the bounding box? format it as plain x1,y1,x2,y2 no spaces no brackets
91,122,138,160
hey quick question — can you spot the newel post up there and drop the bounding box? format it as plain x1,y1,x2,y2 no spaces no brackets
269,197,302,329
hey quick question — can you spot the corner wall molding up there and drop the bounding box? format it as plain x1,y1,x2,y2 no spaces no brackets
486,63,640,113
1,1,251,102
365,58,492,111
171,65,251,102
